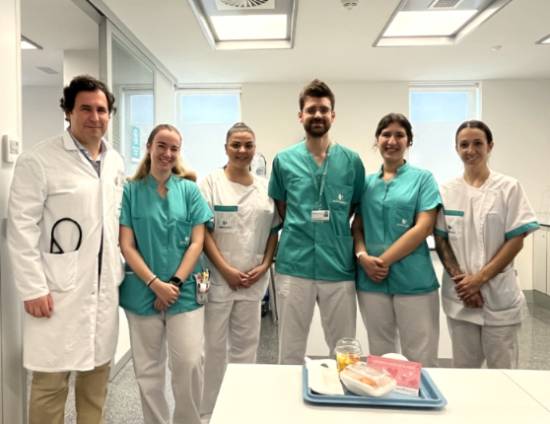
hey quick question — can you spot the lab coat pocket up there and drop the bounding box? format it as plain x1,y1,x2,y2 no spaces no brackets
481,268,522,311
42,251,78,292
213,206,239,234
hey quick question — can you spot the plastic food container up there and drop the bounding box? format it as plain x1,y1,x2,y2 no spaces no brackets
334,337,362,372
340,362,397,397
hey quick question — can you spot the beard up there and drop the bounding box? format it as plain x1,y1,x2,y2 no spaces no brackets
304,118,331,138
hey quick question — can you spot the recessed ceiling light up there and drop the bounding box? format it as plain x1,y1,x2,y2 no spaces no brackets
21,36,42,50
210,14,287,40
374,0,513,47
536,34,550,45
384,10,477,37
188,0,296,50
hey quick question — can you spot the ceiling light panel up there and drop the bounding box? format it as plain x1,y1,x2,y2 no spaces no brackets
189,0,297,50
375,0,512,47
211,14,287,40
384,10,477,37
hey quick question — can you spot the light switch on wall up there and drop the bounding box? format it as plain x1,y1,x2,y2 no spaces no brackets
2,134,21,163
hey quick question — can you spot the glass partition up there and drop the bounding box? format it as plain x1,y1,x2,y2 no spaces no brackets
111,35,155,176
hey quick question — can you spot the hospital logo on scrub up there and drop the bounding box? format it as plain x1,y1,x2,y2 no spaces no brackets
396,218,409,228
332,192,347,205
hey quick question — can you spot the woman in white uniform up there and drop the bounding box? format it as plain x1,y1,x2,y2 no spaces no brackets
435,120,539,369
200,122,280,416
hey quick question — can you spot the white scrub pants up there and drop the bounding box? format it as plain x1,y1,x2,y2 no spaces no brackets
357,290,440,367
126,308,204,424
201,299,261,415
276,275,356,365
447,317,520,369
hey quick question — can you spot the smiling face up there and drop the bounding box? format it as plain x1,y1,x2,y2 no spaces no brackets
299,96,335,138
456,127,493,167
66,90,109,146
147,129,182,174
225,131,256,169
376,121,410,164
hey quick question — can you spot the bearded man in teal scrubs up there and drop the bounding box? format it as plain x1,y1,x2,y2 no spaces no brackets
269,79,365,364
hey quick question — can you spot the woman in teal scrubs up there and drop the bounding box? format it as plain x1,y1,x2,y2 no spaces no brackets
353,113,441,366
119,124,213,424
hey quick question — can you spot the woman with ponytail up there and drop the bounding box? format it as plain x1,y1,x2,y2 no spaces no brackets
119,124,212,424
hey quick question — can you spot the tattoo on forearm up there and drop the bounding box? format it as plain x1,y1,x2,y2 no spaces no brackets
434,235,463,278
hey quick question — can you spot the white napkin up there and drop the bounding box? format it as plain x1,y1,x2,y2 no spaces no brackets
305,357,345,396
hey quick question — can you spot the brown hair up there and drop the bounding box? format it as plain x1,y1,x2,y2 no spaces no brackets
299,79,335,111
60,75,116,120
455,120,494,145
131,124,196,182
375,113,413,146
226,122,255,143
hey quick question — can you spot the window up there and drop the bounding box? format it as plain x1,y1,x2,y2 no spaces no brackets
176,90,241,181
408,84,480,185
115,89,154,176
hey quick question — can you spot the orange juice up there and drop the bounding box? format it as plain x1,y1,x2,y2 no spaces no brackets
336,351,361,372
335,338,362,372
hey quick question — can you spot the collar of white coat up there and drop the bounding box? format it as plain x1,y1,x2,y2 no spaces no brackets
62,130,111,154
377,159,409,177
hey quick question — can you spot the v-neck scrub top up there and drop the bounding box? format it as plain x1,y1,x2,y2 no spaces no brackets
119,174,213,315
435,171,539,326
269,141,365,281
357,162,441,294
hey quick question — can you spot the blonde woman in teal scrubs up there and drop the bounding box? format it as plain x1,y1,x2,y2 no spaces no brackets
353,113,441,367
119,124,212,424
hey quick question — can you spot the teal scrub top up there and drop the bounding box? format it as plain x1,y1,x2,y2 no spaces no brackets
268,141,365,281
357,162,441,294
119,174,213,315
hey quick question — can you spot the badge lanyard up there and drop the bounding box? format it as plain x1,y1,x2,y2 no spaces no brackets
309,144,331,209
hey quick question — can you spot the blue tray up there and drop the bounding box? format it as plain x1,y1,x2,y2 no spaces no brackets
302,367,447,409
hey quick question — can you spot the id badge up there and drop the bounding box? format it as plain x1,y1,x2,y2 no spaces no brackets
311,209,330,222
194,269,211,305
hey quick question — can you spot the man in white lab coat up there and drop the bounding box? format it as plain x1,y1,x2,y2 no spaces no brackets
7,75,125,424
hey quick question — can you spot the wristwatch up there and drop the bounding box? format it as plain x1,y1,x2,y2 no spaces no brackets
169,276,183,287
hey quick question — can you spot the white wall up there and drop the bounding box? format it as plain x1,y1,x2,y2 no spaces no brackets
0,0,25,422
482,80,550,291
22,85,64,149
63,49,99,84
155,71,176,125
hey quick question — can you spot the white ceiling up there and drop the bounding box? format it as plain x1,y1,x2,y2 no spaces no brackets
102,0,550,83
21,0,98,86
21,0,550,85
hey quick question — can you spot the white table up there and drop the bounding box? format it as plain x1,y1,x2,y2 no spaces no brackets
211,364,550,424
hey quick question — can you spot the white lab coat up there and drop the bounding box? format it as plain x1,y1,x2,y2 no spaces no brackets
7,131,125,372
199,169,280,301
436,171,539,326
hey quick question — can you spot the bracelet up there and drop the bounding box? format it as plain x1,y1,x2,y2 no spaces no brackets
146,275,158,287
356,251,367,259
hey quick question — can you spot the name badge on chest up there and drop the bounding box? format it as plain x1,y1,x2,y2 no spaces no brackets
311,209,330,222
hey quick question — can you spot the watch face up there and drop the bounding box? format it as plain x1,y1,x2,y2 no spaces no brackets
170,277,182,287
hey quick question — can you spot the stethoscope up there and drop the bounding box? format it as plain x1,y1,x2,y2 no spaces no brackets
49,217,83,254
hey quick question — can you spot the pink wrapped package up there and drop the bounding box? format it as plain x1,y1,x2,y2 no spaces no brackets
366,355,422,396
